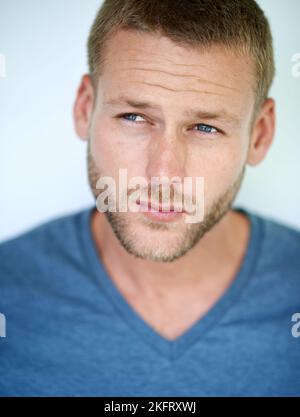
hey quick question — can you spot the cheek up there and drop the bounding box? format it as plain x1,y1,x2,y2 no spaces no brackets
188,140,247,203
90,116,149,178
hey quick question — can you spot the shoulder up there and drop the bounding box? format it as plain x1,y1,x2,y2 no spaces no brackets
0,207,93,285
245,208,300,294
255,211,300,267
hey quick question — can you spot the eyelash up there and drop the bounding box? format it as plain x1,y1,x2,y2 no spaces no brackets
117,113,220,135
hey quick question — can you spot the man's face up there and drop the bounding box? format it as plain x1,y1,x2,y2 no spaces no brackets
87,29,255,262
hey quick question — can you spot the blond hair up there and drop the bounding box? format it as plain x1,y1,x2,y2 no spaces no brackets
88,0,275,109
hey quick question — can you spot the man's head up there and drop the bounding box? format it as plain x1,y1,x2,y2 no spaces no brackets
74,0,276,262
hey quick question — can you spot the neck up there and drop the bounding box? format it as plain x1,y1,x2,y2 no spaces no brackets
91,208,250,298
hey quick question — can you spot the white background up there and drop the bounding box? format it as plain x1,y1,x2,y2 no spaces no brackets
0,0,300,242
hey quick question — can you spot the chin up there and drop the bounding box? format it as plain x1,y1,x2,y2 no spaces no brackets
114,217,203,263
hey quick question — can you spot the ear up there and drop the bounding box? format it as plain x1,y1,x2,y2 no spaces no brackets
247,98,276,166
73,74,95,141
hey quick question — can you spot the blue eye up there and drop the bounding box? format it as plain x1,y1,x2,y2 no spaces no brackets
195,124,218,134
120,113,145,123
118,114,219,135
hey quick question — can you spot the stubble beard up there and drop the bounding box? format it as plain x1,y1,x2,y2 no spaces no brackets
87,144,246,263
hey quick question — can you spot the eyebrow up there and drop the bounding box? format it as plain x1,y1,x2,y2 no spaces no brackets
104,96,240,125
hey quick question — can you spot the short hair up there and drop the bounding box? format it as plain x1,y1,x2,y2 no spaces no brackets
87,0,275,110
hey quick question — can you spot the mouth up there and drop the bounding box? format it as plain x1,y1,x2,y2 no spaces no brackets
136,199,185,223
137,198,185,212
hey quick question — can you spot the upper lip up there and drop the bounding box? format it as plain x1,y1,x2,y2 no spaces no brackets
137,200,184,213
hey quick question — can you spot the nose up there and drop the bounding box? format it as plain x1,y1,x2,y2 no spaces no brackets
145,129,187,182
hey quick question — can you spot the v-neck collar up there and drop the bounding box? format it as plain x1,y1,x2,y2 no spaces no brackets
81,205,263,360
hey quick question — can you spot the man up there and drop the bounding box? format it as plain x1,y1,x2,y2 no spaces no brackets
0,0,300,397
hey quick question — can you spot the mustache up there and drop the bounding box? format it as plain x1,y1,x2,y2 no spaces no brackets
126,184,196,213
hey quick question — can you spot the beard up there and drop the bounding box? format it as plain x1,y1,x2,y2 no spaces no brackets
87,143,246,263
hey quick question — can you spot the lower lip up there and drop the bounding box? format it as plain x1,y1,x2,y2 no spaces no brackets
138,205,184,223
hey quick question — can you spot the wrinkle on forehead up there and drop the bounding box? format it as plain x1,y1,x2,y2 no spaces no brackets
121,46,237,67
123,67,240,92
123,50,210,66
102,33,255,114
111,52,246,95
126,57,208,68
131,81,227,96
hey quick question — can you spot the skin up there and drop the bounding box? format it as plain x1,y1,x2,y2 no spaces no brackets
73,29,275,340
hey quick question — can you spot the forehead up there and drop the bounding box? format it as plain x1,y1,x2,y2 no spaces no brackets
99,29,255,116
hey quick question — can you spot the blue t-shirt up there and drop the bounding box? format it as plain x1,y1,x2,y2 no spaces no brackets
0,206,300,397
